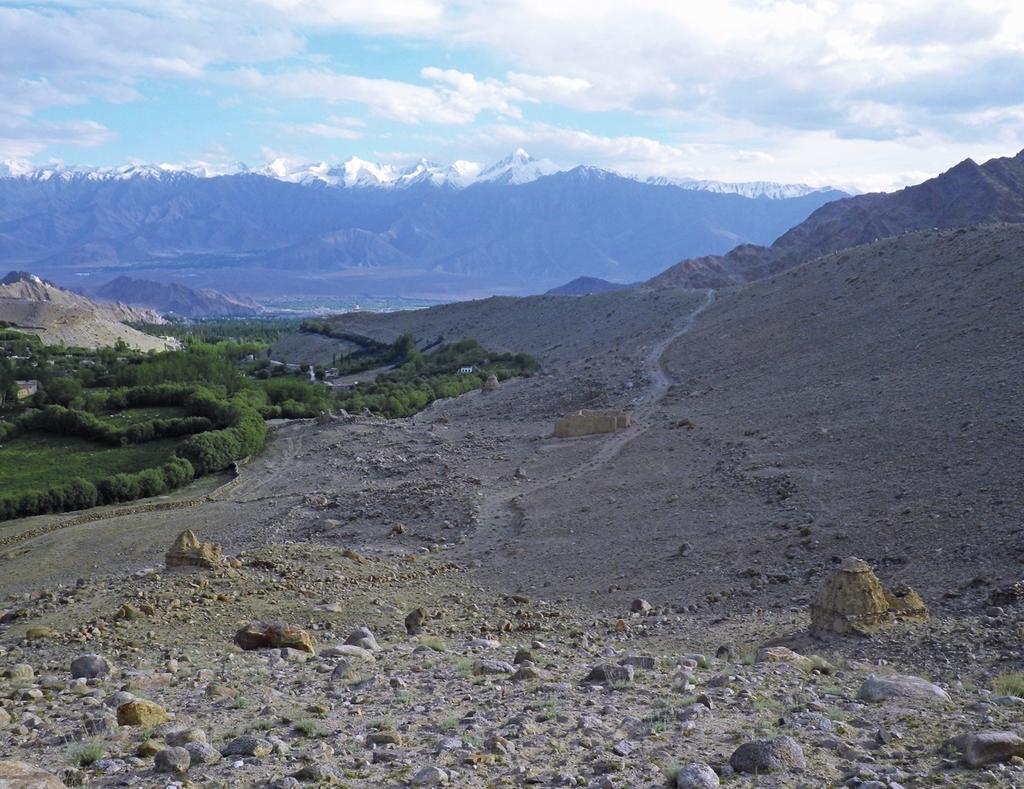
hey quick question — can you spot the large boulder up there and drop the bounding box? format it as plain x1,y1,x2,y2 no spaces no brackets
858,673,949,703
235,621,315,653
116,699,169,727
0,761,67,788
729,736,806,773
944,731,1024,767
70,654,110,680
675,762,720,788
165,530,223,570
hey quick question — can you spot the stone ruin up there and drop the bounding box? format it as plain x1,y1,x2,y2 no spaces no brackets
810,556,928,635
554,408,631,438
165,529,223,570
481,374,500,392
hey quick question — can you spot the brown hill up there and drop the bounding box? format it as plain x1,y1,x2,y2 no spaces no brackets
650,148,1024,288
0,271,170,350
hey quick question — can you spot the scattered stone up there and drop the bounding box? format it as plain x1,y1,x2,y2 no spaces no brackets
5,664,33,681
857,674,949,703
234,621,315,653
166,727,206,746
619,655,657,670
729,736,806,774
473,659,515,675
223,735,273,758
154,747,190,774
675,762,720,788
944,731,1024,767
756,646,832,673
184,742,222,765
344,626,380,652
582,664,634,685
321,645,375,662
70,654,110,680
165,529,223,570
0,761,67,788
410,766,449,786
115,699,168,727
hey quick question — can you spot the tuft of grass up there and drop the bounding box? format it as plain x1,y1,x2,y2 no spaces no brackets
293,718,327,737
416,635,448,652
70,741,106,766
993,672,1024,697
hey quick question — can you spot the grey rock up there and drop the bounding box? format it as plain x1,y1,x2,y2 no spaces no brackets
582,664,634,684
344,626,381,652
154,747,190,774
945,731,1024,767
857,674,949,703
223,735,273,757
71,654,110,680
619,655,657,670
166,727,206,746
729,736,806,773
473,659,515,675
410,765,449,785
676,762,720,788
184,741,222,765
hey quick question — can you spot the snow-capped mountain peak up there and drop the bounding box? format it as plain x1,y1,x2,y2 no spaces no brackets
0,152,844,198
643,175,835,199
476,148,561,185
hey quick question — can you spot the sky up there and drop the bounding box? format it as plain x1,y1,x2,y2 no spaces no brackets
2,0,1023,192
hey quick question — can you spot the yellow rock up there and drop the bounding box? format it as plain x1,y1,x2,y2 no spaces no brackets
116,699,169,727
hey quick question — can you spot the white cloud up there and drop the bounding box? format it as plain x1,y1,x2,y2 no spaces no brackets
0,118,114,159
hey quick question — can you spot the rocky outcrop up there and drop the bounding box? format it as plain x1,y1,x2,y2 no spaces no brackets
165,530,223,570
0,761,67,788
810,557,928,635
234,621,316,653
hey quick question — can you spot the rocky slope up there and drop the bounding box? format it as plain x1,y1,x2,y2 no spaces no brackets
651,148,1024,288
2,225,1022,787
0,272,161,325
0,272,170,351
92,276,263,318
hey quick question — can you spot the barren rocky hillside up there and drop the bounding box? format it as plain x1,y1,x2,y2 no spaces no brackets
651,148,1024,288
2,225,1024,787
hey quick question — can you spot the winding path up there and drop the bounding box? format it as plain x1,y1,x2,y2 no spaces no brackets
469,288,716,538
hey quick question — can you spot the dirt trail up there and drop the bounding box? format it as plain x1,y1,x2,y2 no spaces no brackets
464,289,716,544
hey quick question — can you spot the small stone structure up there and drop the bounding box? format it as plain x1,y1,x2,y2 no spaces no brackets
14,380,38,400
810,556,928,635
481,374,500,392
165,529,223,570
554,408,631,438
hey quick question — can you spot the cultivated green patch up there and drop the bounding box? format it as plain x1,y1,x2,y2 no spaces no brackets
0,433,180,496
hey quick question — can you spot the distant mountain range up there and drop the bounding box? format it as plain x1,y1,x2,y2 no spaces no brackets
0,150,846,297
91,276,263,318
651,148,1024,288
0,148,837,198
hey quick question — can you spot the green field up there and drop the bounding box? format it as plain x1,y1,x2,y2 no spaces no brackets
96,406,186,426
0,433,181,496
